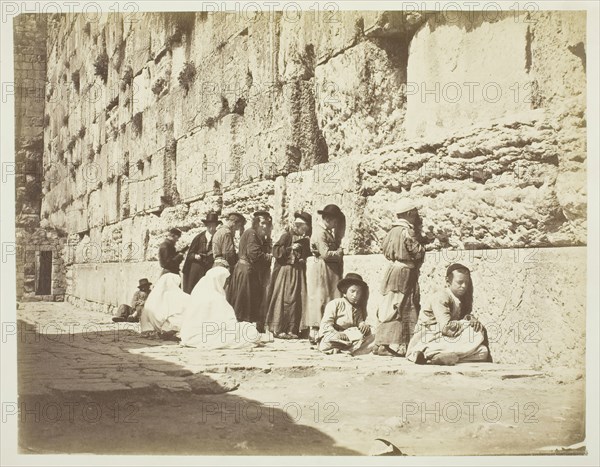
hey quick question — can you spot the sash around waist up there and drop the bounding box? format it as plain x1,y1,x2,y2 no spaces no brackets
390,259,416,269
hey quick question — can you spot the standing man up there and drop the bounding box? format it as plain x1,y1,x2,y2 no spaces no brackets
373,200,426,357
212,212,246,270
254,210,274,332
158,228,186,276
227,211,272,331
181,211,222,294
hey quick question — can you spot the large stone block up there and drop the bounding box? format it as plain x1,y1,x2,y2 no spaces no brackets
176,114,252,200
345,246,585,368
404,12,531,141
65,246,585,369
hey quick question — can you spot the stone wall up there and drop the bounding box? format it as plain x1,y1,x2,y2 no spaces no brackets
14,14,46,231
16,228,67,302
24,10,587,367
66,246,586,368
13,14,69,301
40,11,585,254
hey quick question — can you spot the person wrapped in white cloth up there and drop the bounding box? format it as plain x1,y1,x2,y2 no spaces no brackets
180,267,263,350
140,273,193,339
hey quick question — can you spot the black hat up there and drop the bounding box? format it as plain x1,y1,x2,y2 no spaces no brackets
254,210,272,221
227,212,246,226
138,278,152,289
202,211,222,225
337,273,368,293
294,211,312,226
317,204,343,218
169,228,182,237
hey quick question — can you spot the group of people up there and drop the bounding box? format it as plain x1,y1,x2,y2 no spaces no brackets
115,200,491,365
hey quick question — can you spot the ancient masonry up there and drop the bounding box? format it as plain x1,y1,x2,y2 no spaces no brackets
14,14,67,302
14,11,586,367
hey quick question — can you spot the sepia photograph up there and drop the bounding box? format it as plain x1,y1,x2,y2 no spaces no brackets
1,0,598,464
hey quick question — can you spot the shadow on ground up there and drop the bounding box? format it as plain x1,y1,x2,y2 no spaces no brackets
17,319,359,455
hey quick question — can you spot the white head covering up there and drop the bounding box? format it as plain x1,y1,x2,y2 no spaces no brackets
395,198,419,215
141,273,190,333
180,267,261,349
190,267,234,322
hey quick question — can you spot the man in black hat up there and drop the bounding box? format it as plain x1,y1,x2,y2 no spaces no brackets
265,211,312,339
112,278,152,323
181,212,221,294
304,204,346,343
212,212,246,270
158,227,186,276
227,211,272,332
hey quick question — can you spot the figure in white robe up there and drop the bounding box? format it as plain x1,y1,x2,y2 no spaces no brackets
406,263,491,365
140,273,192,335
180,267,262,350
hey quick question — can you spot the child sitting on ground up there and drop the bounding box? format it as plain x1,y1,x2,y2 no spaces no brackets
406,263,491,365
112,278,152,323
317,273,374,355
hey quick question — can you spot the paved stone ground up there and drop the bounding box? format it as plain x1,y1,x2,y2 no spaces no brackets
15,302,586,456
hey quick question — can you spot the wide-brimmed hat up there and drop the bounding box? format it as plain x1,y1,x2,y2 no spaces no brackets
294,211,312,226
138,278,152,289
168,227,182,237
337,273,368,293
226,212,246,226
317,204,343,218
254,210,272,221
202,211,222,225
395,199,419,215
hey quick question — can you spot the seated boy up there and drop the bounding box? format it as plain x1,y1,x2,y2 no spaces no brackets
113,278,152,323
317,273,374,355
406,263,491,365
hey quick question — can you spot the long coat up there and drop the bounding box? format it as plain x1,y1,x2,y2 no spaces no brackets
264,231,311,335
226,228,271,324
374,219,425,348
181,231,214,294
303,222,344,329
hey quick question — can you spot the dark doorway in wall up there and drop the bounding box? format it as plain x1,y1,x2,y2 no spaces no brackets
36,251,52,295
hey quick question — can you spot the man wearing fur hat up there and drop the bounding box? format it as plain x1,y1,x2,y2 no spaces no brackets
373,199,426,357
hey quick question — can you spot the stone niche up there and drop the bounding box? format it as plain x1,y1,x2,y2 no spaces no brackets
16,228,67,302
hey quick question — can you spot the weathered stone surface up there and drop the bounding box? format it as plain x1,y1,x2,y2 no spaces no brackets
21,12,587,370
187,374,240,394
315,39,407,160
345,246,586,368
40,11,585,245
405,12,531,141
65,246,585,369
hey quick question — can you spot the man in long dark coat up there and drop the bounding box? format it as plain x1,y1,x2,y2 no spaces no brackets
265,211,312,339
181,212,221,294
227,211,272,331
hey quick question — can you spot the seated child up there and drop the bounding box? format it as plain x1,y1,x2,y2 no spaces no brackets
317,273,374,355
406,263,491,365
112,278,152,323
